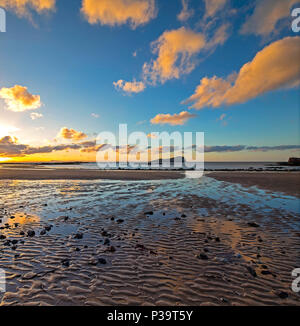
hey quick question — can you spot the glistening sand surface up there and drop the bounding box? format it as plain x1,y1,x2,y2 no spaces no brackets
0,176,299,306
209,171,300,198
0,168,184,181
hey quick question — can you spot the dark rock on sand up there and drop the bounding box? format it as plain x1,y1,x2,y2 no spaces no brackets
62,259,70,267
98,258,107,265
247,266,257,277
74,233,83,239
248,222,260,228
11,240,18,244
101,230,108,237
144,211,154,216
0,235,6,240
136,244,147,250
19,231,25,236
27,230,35,237
116,219,124,224
45,225,52,232
40,230,46,236
198,253,209,260
277,291,288,299
104,238,110,246
261,270,272,275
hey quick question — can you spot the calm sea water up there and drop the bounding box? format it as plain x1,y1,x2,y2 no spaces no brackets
37,162,300,171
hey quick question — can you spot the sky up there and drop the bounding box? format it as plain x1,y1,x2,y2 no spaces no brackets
0,0,299,163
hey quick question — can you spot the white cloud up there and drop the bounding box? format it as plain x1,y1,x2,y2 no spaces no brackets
30,112,43,120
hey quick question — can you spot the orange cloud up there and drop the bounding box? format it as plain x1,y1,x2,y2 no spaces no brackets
143,27,206,84
177,0,194,22
241,0,298,37
0,0,56,17
0,85,41,112
81,0,156,29
142,26,229,85
204,0,227,18
184,36,300,109
151,111,196,126
58,127,87,141
113,79,145,94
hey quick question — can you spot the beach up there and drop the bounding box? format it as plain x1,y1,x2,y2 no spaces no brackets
0,168,185,181
0,170,299,306
209,171,300,198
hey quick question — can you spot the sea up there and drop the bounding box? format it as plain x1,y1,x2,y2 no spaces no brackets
28,161,300,171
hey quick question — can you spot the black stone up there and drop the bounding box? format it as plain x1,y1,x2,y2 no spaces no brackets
74,233,83,239
198,253,209,260
27,230,35,237
62,259,70,267
247,266,257,277
277,291,288,299
248,222,260,228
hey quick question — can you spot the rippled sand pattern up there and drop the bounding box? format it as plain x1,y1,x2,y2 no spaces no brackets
0,177,299,306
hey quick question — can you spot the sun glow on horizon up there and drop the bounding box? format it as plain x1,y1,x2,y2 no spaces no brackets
0,157,11,162
0,124,20,138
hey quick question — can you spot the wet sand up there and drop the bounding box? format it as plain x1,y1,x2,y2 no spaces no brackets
209,171,300,198
0,177,299,306
0,168,184,181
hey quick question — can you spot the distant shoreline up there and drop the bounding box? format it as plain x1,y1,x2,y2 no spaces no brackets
1,161,300,172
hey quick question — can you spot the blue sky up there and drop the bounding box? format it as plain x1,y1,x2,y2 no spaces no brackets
0,0,299,162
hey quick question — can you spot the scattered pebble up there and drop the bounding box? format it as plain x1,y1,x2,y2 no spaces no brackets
276,291,288,299
198,253,209,260
247,266,257,277
27,230,35,237
248,222,260,228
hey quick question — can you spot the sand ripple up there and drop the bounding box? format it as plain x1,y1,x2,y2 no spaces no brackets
0,178,299,305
